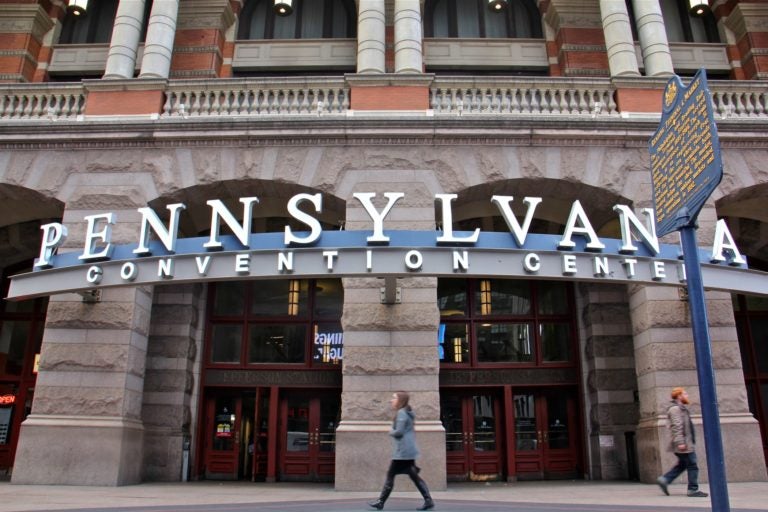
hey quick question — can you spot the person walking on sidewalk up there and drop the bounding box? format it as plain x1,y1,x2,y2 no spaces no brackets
368,391,435,511
656,387,709,498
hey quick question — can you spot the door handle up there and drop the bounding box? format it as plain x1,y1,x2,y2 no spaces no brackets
543,431,549,443
537,430,542,444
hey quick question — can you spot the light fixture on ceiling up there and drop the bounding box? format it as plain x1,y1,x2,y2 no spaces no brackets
488,0,508,12
689,0,710,17
68,0,89,16
274,0,294,16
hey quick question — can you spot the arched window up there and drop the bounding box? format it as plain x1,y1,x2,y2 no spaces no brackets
424,0,542,39
238,0,356,40
58,0,152,44
625,0,719,43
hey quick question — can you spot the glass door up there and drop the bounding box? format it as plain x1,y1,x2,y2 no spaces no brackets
512,389,579,480
279,392,340,482
441,391,503,481
203,394,244,480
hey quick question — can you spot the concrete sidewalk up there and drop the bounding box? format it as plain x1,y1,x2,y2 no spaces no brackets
1,480,767,512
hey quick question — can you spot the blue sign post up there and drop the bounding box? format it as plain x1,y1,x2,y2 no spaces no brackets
650,69,730,512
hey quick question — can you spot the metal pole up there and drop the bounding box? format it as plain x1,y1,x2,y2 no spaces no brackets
679,225,730,512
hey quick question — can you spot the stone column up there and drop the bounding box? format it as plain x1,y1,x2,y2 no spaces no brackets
632,204,767,483
577,283,639,480
142,284,202,481
334,174,446,491
631,0,674,77
599,0,640,77
104,0,147,79
139,0,180,79
357,0,386,74
393,0,423,74
11,205,153,485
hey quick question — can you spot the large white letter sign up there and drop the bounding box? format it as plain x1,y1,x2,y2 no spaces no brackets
558,200,605,251
613,205,660,255
285,193,323,245
35,223,68,268
436,194,480,245
134,203,187,255
79,213,115,261
711,219,746,265
204,197,259,249
353,192,404,245
491,196,542,246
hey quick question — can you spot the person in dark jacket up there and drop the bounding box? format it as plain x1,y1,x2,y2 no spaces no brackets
656,387,708,497
368,391,434,511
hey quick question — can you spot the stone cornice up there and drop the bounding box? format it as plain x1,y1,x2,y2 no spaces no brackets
177,0,236,31
544,0,603,31
725,3,768,41
0,115,766,151
0,4,54,40
345,73,435,87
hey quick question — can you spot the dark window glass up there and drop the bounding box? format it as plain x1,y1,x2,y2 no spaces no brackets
248,324,307,363
0,321,30,377
213,282,245,316
537,281,569,315
314,279,344,317
59,0,151,45
207,279,343,366
239,0,356,40
477,322,533,363
540,323,571,362
438,279,468,317
425,0,542,39
750,317,768,374
475,279,531,316
211,324,243,364
250,280,308,317
439,323,470,364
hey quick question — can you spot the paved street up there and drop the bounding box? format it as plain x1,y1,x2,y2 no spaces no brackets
2,481,767,512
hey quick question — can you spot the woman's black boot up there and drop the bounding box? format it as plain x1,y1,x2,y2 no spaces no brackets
368,483,392,510
416,497,435,511
367,499,385,510
414,478,435,510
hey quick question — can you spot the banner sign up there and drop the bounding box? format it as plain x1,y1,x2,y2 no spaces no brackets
6,192,756,300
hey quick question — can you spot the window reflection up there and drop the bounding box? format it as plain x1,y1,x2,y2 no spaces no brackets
208,279,343,366
438,279,574,367
474,279,531,316
477,323,533,363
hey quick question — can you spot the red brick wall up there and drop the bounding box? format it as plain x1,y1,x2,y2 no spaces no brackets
84,90,165,116
351,86,429,111
615,89,663,113
171,28,225,78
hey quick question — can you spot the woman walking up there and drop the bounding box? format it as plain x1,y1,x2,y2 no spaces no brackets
368,391,435,511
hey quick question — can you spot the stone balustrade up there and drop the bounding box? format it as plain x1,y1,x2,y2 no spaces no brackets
430,77,620,117
0,83,86,120
161,78,350,117
709,82,768,119
0,78,766,121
